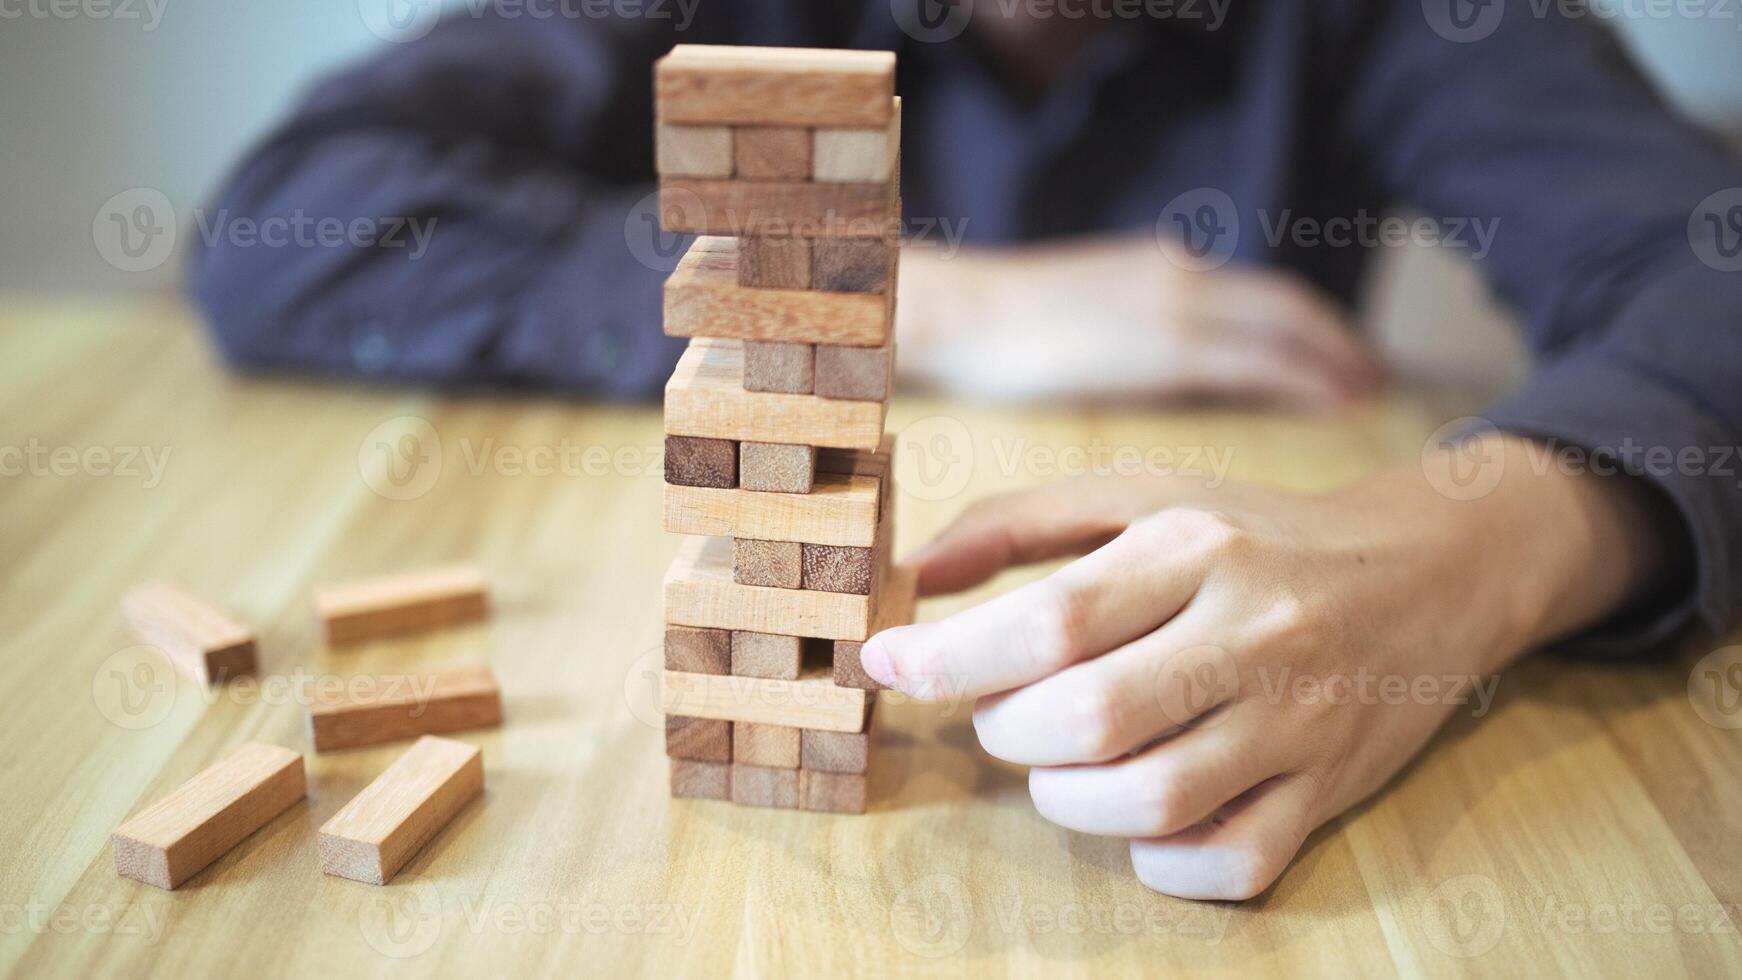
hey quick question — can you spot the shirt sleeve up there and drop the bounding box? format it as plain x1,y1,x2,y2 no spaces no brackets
1334,3,1742,653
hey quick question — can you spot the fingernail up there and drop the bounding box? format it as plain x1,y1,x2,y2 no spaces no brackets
860,636,895,688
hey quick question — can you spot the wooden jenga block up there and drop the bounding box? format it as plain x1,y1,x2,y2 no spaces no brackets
801,709,873,773
733,126,811,180
666,715,732,762
740,442,816,494
810,240,893,293
800,769,867,814
666,241,891,346
731,763,799,809
732,538,802,589
111,742,305,890
737,238,813,290
655,122,733,178
666,340,885,451
661,667,871,733
121,581,256,684
665,625,732,675
664,471,880,548
307,664,503,752
318,736,483,885
655,45,895,128
313,564,488,645
665,535,872,641
835,562,918,690
802,544,874,595
730,630,802,679
734,722,800,768
814,343,893,402
660,178,895,239
665,434,739,488
671,759,731,801
742,340,815,393
813,98,901,182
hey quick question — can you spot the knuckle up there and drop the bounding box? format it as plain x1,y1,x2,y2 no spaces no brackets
1132,771,1190,837
1064,684,1126,761
1140,507,1250,559
1220,844,1281,901
1025,581,1096,671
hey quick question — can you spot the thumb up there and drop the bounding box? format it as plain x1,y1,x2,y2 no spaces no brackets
907,481,1148,596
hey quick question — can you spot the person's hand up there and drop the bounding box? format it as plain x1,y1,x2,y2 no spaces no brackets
896,237,1387,407
860,435,1675,899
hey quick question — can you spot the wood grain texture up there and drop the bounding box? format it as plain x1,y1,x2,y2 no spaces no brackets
664,625,731,674
313,564,488,645
729,763,799,809
659,178,896,240
736,239,812,291
307,664,503,752
733,723,800,768
810,239,893,293
669,758,730,801
835,562,918,690
740,340,814,393
739,442,815,494
655,122,733,178
801,719,873,774
665,239,891,347
111,742,304,890
664,471,880,548
655,45,895,127
731,538,801,590
729,631,802,680
813,97,901,183
814,343,894,402
121,581,256,684
664,434,738,488
801,543,873,595
318,736,483,885
665,716,732,763
664,535,872,641
732,127,811,180
660,669,871,734
799,769,867,814
665,339,886,451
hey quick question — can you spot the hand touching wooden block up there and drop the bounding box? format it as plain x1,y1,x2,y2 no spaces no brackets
314,564,488,645
665,434,739,489
319,736,483,885
308,663,503,752
122,581,256,684
834,562,918,690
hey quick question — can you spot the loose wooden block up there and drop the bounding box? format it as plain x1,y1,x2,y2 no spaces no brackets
814,343,894,402
318,736,483,885
813,97,900,182
742,340,815,394
733,538,802,589
666,240,892,347
661,668,871,733
734,723,800,768
800,769,868,814
655,45,896,128
665,625,732,675
660,178,896,239
307,663,503,752
740,442,816,494
731,763,800,809
664,471,880,549
112,742,305,890
737,238,813,290
665,339,886,452
313,564,488,645
121,581,256,684
665,535,872,641
733,126,811,180
665,434,739,489
801,720,873,774
810,240,893,293
730,630,803,680
666,715,732,762
835,562,919,690
655,122,733,178
671,759,731,801
802,544,874,595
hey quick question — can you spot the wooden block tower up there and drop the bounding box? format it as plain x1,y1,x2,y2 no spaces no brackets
653,45,910,813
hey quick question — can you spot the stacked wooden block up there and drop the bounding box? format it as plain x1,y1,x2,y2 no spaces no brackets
654,45,910,814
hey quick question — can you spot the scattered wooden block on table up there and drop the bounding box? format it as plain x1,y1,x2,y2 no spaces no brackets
670,759,731,801
733,126,812,180
666,339,886,452
314,564,488,645
835,562,918,690
666,241,891,347
665,434,739,489
655,45,896,128
731,763,799,809
664,470,881,548
737,239,813,290
665,535,872,641
741,340,815,393
800,769,868,814
802,543,874,595
810,240,893,293
801,718,873,774
660,178,895,239
666,715,732,762
813,98,901,182
730,630,803,680
318,735,483,885
308,663,502,752
665,625,732,675
122,581,256,684
814,343,894,402
655,122,734,178
740,442,816,494
112,742,305,890
661,667,871,733
733,538,802,589
734,722,800,768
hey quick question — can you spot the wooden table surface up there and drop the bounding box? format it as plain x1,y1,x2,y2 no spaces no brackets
3,298,1739,978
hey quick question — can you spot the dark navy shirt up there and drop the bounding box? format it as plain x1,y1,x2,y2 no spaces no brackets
190,0,1742,654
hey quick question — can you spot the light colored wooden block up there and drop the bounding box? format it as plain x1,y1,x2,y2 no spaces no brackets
813,97,900,182
730,630,803,680
740,442,816,494
814,343,893,402
314,564,488,645
661,667,871,733
800,769,867,814
112,742,305,890
734,722,800,768
319,736,483,885
671,759,731,800
665,339,885,452
811,240,893,293
665,434,739,488
733,126,811,179
737,238,813,290
666,715,732,762
664,535,871,641
801,716,873,774
742,340,815,393
802,543,873,595
733,538,802,589
660,178,895,239
655,45,895,127
663,472,880,549
665,625,732,675
121,581,256,684
731,763,799,809
655,122,733,178
307,663,502,752
835,562,918,690
666,239,891,347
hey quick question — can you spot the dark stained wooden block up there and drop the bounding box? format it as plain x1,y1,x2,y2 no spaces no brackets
733,126,812,180
799,769,867,814
731,763,799,809
737,238,812,290
802,543,873,595
671,759,731,801
742,340,815,393
814,345,892,402
733,538,802,589
666,716,732,762
665,626,732,674
665,435,738,488
811,240,891,293
740,442,816,493
730,630,803,679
